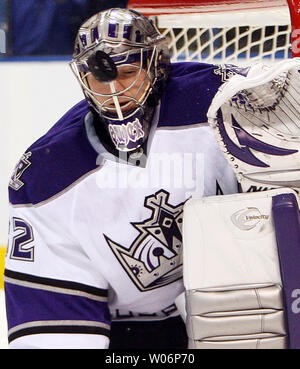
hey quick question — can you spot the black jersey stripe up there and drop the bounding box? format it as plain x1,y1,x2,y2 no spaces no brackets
8,324,110,343
4,269,108,298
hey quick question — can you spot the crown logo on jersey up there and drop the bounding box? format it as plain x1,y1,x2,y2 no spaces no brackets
104,190,184,292
9,152,32,191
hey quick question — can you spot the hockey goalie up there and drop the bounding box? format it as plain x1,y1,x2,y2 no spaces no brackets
5,8,300,350
182,59,300,349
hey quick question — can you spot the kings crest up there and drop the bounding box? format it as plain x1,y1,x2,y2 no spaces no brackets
9,152,32,191
104,190,185,292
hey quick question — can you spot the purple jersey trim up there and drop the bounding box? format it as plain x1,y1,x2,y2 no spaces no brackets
272,192,300,349
157,62,225,128
5,271,110,343
9,100,99,206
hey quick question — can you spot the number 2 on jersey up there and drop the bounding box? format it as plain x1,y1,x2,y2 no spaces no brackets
10,217,34,261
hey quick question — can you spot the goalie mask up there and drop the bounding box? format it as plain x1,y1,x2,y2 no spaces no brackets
70,8,170,152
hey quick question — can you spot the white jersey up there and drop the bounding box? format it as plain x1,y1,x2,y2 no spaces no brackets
5,62,239,348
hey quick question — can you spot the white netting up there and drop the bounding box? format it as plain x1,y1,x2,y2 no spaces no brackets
160,25,291,63
145,2,292,64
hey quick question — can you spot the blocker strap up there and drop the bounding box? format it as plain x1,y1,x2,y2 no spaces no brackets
272,192,300,349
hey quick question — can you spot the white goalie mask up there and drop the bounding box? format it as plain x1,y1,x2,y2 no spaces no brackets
70,8,170,152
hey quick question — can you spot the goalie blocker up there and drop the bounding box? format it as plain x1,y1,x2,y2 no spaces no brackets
182,188,300,349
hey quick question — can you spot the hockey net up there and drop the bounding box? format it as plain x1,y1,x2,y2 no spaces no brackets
127,0,300,64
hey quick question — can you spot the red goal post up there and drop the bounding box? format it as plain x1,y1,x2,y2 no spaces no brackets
127,0,300,63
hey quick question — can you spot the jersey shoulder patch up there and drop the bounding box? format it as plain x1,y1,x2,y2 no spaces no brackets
9,100,99,206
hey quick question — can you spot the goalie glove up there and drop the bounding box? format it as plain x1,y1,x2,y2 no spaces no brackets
207,58,300,194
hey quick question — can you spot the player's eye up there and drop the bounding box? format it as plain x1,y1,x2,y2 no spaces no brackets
118,69,138,79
